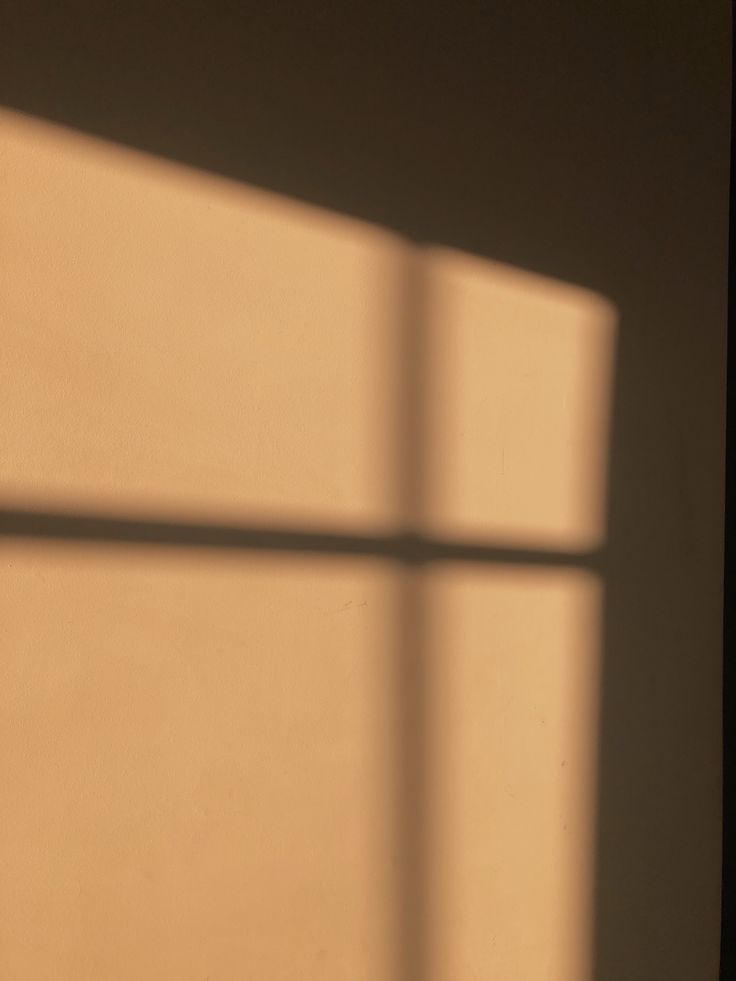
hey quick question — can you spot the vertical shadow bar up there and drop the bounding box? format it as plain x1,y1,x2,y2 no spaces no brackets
394,247,430,981
396,569,428,981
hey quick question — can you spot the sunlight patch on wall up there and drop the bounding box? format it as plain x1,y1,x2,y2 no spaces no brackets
0,546,398,981
424,566,603,981
0,106,616,981
0,107,405,532
422,248,616,551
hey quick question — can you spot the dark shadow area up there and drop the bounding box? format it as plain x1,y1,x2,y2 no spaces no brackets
0,507,598,569
0,3,729,979
720,17,736,978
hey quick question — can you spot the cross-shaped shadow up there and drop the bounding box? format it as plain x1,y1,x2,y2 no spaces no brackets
0,250,602,981
0,5,726,978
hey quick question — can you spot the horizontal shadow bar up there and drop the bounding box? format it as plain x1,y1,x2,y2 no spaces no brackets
0,507,600,569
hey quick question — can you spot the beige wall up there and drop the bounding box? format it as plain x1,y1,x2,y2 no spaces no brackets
0,4,729,980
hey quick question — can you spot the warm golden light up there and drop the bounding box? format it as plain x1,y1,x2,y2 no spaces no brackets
424,566,603,981
1,107,616,981
422,248,617,551
0,107,405,532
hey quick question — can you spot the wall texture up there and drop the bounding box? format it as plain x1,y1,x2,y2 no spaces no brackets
0,4,729,980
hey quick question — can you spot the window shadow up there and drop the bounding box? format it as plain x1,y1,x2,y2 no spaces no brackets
0,4,728,979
